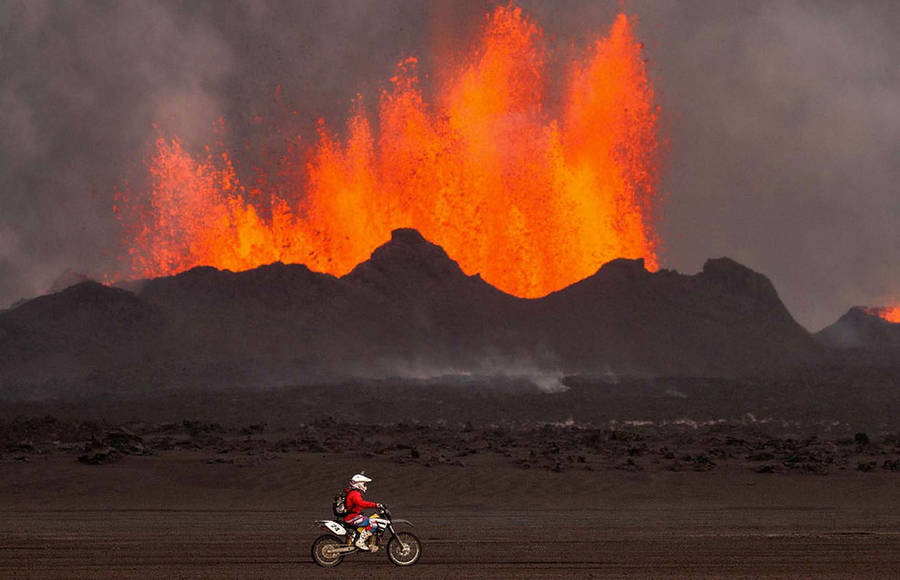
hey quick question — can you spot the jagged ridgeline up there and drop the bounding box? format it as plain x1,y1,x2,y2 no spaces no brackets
0,229,822,395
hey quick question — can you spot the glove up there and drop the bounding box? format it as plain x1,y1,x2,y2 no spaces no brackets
377,503,384,509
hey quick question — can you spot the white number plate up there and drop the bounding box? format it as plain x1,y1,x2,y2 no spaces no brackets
324,521,346,535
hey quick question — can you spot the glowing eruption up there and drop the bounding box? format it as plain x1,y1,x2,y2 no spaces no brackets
865,306,900,324
116,5,662,297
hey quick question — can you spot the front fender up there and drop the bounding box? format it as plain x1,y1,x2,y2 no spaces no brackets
389,518,414,527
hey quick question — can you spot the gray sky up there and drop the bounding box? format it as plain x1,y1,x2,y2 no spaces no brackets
1,0,897,331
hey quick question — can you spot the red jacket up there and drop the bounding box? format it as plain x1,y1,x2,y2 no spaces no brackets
343,488,377,521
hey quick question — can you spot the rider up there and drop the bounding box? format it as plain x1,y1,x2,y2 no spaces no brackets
344,473,383,551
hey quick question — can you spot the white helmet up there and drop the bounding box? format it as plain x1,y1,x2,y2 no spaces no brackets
350,473,372,492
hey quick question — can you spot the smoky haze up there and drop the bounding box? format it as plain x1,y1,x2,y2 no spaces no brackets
0,0,897,331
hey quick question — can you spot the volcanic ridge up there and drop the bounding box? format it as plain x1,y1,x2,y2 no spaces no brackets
0,228,827,398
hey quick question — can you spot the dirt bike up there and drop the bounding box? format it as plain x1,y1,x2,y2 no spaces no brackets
311,505,422,567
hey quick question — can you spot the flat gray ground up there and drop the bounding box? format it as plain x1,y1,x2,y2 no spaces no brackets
2,453,899,578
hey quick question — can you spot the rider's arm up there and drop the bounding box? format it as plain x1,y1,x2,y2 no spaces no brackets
347,490,378,510
357,497,378,509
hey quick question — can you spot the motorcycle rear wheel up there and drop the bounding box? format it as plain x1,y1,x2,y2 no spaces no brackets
311,535,345,568
387,531,422,566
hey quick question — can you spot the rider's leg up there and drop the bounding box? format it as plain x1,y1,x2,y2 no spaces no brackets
367,524,380,552
350,516,371,550
345,514,367,530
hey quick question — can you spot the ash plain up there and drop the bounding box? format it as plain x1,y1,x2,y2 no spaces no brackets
3,372,900,578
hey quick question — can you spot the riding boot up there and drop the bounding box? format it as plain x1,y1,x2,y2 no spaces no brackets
354,529,371,550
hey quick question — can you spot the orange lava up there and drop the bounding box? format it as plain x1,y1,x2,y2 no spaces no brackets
865,307,900,323
116,4,661,297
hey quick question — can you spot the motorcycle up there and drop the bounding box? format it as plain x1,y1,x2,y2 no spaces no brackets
311,505,422,567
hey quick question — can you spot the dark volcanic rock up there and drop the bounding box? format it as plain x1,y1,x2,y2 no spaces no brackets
78,445,122,465
341,228,523,361
2,281,157,343
101,428,147,455
699,257,779,303
534,254,819,375
136,261,344,371
0,229,823,394
0,281,161,386
345,228,468,289
816,307,900,350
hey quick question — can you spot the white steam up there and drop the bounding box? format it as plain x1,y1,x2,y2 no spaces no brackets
369,356,569,393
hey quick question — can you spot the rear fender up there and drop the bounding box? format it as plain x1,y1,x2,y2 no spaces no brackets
315,520,347,535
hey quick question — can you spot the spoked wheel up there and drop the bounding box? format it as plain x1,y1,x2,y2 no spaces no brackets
311,535,345,568
387,531,422,566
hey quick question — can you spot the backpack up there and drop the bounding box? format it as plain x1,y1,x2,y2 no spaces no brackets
332,488,349,518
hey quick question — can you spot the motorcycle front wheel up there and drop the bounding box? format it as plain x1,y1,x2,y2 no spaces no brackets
311,535,345,568
386,531,422,566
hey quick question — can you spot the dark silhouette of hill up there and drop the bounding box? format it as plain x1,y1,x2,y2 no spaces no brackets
0,281,161,390
533,256,819,375
134,229,528,379
0,229,822,396
816,307,900,366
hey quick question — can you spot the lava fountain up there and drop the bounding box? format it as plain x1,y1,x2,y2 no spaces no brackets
115,4,662,298
865,306,900,323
